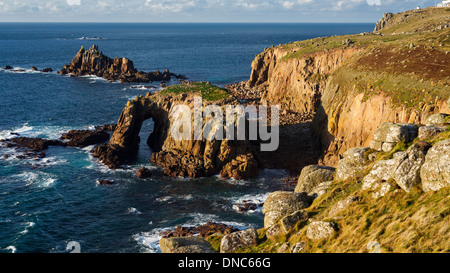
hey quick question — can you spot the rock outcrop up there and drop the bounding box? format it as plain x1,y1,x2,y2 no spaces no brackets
294,165,335,193
159,236,215,253
92,83,259,179
220,228,259,253
262,191,310,228
58,45,184,83
421,139,450,192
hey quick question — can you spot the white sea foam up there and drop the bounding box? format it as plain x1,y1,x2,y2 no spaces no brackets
133,213,255,253
5,246,16,253
12,171,58,188
230,192,270,214
127,207,142,215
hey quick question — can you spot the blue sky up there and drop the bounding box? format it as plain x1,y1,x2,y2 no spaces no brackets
0,0,441,23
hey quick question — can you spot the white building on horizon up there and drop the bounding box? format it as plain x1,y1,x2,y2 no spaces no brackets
437,0,450,7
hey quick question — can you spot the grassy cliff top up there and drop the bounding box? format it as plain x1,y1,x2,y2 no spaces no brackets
159,82,231,101
273,7,449,110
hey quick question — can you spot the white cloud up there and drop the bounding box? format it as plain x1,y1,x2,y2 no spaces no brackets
66,0,81,6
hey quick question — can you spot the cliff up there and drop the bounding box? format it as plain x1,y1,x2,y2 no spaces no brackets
230,7,450,166
59,44,184,83
93,82,259,179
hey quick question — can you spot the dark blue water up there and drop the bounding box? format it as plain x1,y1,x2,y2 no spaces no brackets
0,23,373,253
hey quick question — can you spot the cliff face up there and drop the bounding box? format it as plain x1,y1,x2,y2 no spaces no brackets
236,7,450,166
93,82,258,179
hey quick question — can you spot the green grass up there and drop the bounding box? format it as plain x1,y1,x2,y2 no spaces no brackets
160,82,231,101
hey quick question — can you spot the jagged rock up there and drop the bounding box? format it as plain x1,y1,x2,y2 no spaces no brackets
220,228,258,253
374,12,394,32
6,137,65,152
265,223,283,242
159,236,215,253
159,222,238,238
280,210,308,233
41,67,53,73
136,167,152,179
262,191,310,228
59,45,181,83
418,125,447,140
392,141,431,192
91,144,127,169
370,122,418,152
295,165,335,193
277,243,290,253
95,90,257,179
421,139,450,192
309,181,333,199
60,129,110,147
97,179,114,186
291,242,306,253
362,158,396,198
306,221,337,240
328,196,358,217
30,66,38,71
335,147,369,181
3,65,13,70
425,113,449,126
219,153,259,180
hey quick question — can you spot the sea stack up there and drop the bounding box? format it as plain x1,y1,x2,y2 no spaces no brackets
58,44,183,83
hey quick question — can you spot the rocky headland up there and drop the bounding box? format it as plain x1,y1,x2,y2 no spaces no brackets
134,7,448,253
58,44,186,83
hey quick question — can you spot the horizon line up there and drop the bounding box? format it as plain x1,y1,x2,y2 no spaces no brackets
0,21,376,24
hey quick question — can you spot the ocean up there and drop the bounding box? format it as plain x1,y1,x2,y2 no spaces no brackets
0,22,373,253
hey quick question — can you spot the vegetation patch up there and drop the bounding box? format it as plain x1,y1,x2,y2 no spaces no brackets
160,82,231,101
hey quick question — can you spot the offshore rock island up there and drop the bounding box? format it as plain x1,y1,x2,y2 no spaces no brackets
58,44,186,83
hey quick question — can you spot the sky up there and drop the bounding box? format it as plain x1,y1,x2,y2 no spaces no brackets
0,0,442,23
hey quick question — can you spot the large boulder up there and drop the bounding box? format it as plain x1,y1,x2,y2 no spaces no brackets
220,228,258,253
306,221,337,240
370,122,418,152
425,113,449,126
421,139,450,192
392,141,431,192
362,141,431,196
295,165,335,193
418,125,447,140
159,236,215,253
335,147,369,181
262,191,310,228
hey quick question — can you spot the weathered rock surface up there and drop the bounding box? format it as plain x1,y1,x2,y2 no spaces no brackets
220,228,258,253
159,222,238,238
421,139,450,192
4,137,65,152
363,141,432,195
136,167,152,179
58,45,183,83
306,221,337,240
159,236,215,253
335,147,369,181
392,141,431,192
328,196,358,217
94,90,259,179
425,113,449,126
374,12,394,32
418,125,447,140
60,129,110,147
280,210,308,233
262,191,310,228
370,122,418,152
295,165,335,193
219,153,259,180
